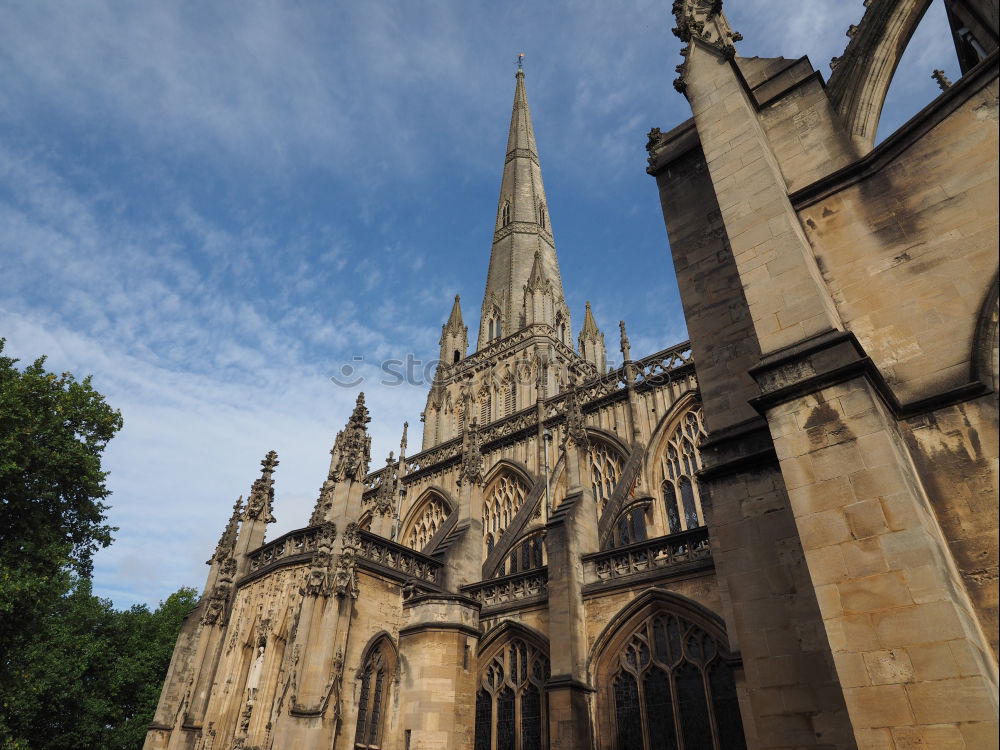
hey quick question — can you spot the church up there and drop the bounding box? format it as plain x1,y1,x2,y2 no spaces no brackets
145,1,999,748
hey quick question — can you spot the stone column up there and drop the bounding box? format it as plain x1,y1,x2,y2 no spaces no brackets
545,396,597,750
396,594,481,750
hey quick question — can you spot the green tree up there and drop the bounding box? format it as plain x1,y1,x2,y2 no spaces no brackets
0,339,122,643
2,579,198,750
0,339,121,748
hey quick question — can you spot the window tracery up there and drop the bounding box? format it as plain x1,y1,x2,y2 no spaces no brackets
659,407,707,534
474,637,549,750
607,503,648,549
403,494,450,551
483,472,528,556
493,531,545,578
606,611,745,750
354,639,397,750
590,442,623,516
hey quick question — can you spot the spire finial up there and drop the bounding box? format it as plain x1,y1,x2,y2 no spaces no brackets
619,320,632,361
517,52,525,71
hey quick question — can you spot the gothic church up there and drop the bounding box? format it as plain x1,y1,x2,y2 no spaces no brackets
146,1,999,748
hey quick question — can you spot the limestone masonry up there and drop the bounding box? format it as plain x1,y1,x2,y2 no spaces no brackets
145,1,999,748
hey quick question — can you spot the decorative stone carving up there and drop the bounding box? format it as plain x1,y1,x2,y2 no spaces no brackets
458,421,484,487
333,523,360,599
301,521,337,597
329,393,372,483
670,0,741,93
561,379,590,452
208,496,242,564
371,452,397,517
244,451,278,523
201,557,236,626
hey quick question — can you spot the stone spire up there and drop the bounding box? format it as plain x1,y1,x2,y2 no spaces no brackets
478,66,569,349
578,302,607,373
244,451,278,524
439,294,468,365
234,451,279,564
328,393,372,484
209,496,243,565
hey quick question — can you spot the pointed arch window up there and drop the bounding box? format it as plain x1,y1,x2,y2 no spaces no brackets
660,407,707,535
475,637,550,750
403,494,450,551
494,531,546,578
607,503,648,549
604,610,746,750
504,380,517,416
354,639,397,750
480,389,492,426
500,200,511,228
483,472,528,557
589,442,624,517
538,202,547,230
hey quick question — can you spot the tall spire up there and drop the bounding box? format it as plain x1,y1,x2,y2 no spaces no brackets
478,66,569,349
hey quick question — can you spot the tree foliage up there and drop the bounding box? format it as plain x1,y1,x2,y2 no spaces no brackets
1,581,198,750
0,339,122,650
0,341,197,748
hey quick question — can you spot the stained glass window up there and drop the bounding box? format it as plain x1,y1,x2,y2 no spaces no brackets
590,442,623,517
607,611,746,750
483,473,528,558
473,637,549,750
404,494,450,551
354,641,396,750
659,406,707,534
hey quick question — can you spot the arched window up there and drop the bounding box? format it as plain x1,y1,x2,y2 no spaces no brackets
483,472,529,557
603,609,745,750
354,638,397,750
487,308,502,342
590,442,623,517
660,407,707,535
608,504,648,549
538,202,546,230
475,637,549,750
494,531,546,578
504,380,517,416
500,200,511,227
454,350,461,364
403,493,450,551
480,389,492,426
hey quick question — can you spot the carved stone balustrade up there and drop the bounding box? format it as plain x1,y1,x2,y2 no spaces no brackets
462,567,548,614
243,526,322,580
582,527,712,593
356,530,443,587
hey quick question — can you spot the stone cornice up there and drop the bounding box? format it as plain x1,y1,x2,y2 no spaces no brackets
491,220,555,247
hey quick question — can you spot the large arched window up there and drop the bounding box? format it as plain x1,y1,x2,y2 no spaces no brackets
590,442,623,517
597,601,746,750
483,471,529,557
475,636,549,750
606,502,649,549
659,407,707,535
402,493,450,551
493,530,546,578
354,638,397,750
480,388,493,426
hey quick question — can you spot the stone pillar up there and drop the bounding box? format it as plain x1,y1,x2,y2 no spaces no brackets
545,422,597,750
396,594,481,749
753,336,999,748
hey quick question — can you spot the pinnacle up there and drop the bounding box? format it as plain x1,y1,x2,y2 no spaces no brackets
525,250,550,292
445,295,465,330
349,392,371,428
581,301,602,338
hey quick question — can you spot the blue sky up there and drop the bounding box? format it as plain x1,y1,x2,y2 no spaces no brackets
1,0,960,608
